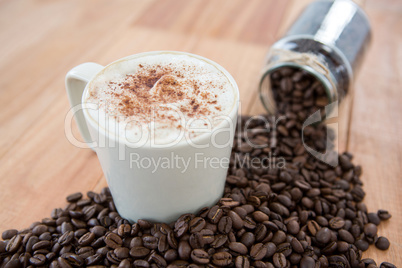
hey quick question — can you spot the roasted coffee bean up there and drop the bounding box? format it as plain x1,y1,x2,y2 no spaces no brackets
66,192,82,203
229,242,248,255
2,229,18,240
5,235,22,253
149,252,167,267
286,220,299,235
364,223,378,238
276,242,292,257
337,241,349,253
211,234,228,249
228,211,243,230
178,240,191,260
218,216,233,234
307,220,320,236
61,252,84,267
142,235,158,250
241,232,255,248
378,210,392,221
271,230,286,245
158,234,168,252
235,255,250,268
191,249,209,264
250,243,267,261
130,246,150,258
32,240,51,251
189,217,206,233
338,229,355,244
255,224,267,242
29,254,47,266
321,241,337,255
78,231,95,246
375,236,390,250
167,230,178,249
380,262,397,268
164,248,178,262
208,206,224,224
58,231,74,246
300,256,315,268
252,211,269,222
273,252,287,268
329,217,345,230
212,251,232,266
174,220,188,238
315,227,331,244
104,232,123,249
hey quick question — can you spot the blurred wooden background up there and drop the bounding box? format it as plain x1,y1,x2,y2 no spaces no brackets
0,0,401,265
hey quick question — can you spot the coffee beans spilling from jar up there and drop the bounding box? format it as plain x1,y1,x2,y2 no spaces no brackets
0,114,395,268
270,67,329,121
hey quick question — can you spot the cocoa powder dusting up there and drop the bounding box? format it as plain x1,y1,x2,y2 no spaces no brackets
89,63,225,130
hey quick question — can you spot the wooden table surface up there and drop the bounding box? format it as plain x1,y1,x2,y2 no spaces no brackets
0,0,401,266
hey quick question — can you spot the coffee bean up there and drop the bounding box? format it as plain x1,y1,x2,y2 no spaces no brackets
315,227,331,244
235,255,250,268
66,192,83,203
307,220,320,236
77,231,95,246
178,240,191,260
300,256,315,268
328,255,348,267
191,249,209,264
338,229,355,244
250,243,267,260
276,242,292,257
58,231,74,246
174,220,188,238
104,232,123,249
208,206,224,224
273,252,287,268
252,211,269,222
218,216,233,234
30,254,46,266
212,251,232,266
241,232,255,248
364,223,378,238
378,210,392,221
211,234,228,249
354,239,369,251
2,229,18,240
271,230,286,245
143,235,158,250
61,252,84,267
130,246,150,259
255,224,267,242
290,238,303,254
380,262,397,268
228,211,244,230
229,242,248,255
189,217,206,233
5,235,22,253
375,236,390,250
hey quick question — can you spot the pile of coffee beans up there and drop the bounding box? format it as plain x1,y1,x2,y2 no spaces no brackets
270,67,329,120
0,113,395,268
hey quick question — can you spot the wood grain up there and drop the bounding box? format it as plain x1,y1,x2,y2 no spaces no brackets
0,0,400,266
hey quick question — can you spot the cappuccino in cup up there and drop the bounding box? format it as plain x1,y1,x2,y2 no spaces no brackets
66,51,239,222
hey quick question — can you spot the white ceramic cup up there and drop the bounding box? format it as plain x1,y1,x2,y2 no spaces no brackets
65,51,239,223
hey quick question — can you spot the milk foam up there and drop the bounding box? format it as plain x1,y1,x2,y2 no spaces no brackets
85,53,236,145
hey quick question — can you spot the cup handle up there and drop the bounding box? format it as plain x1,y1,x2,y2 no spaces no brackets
65,62,104,148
